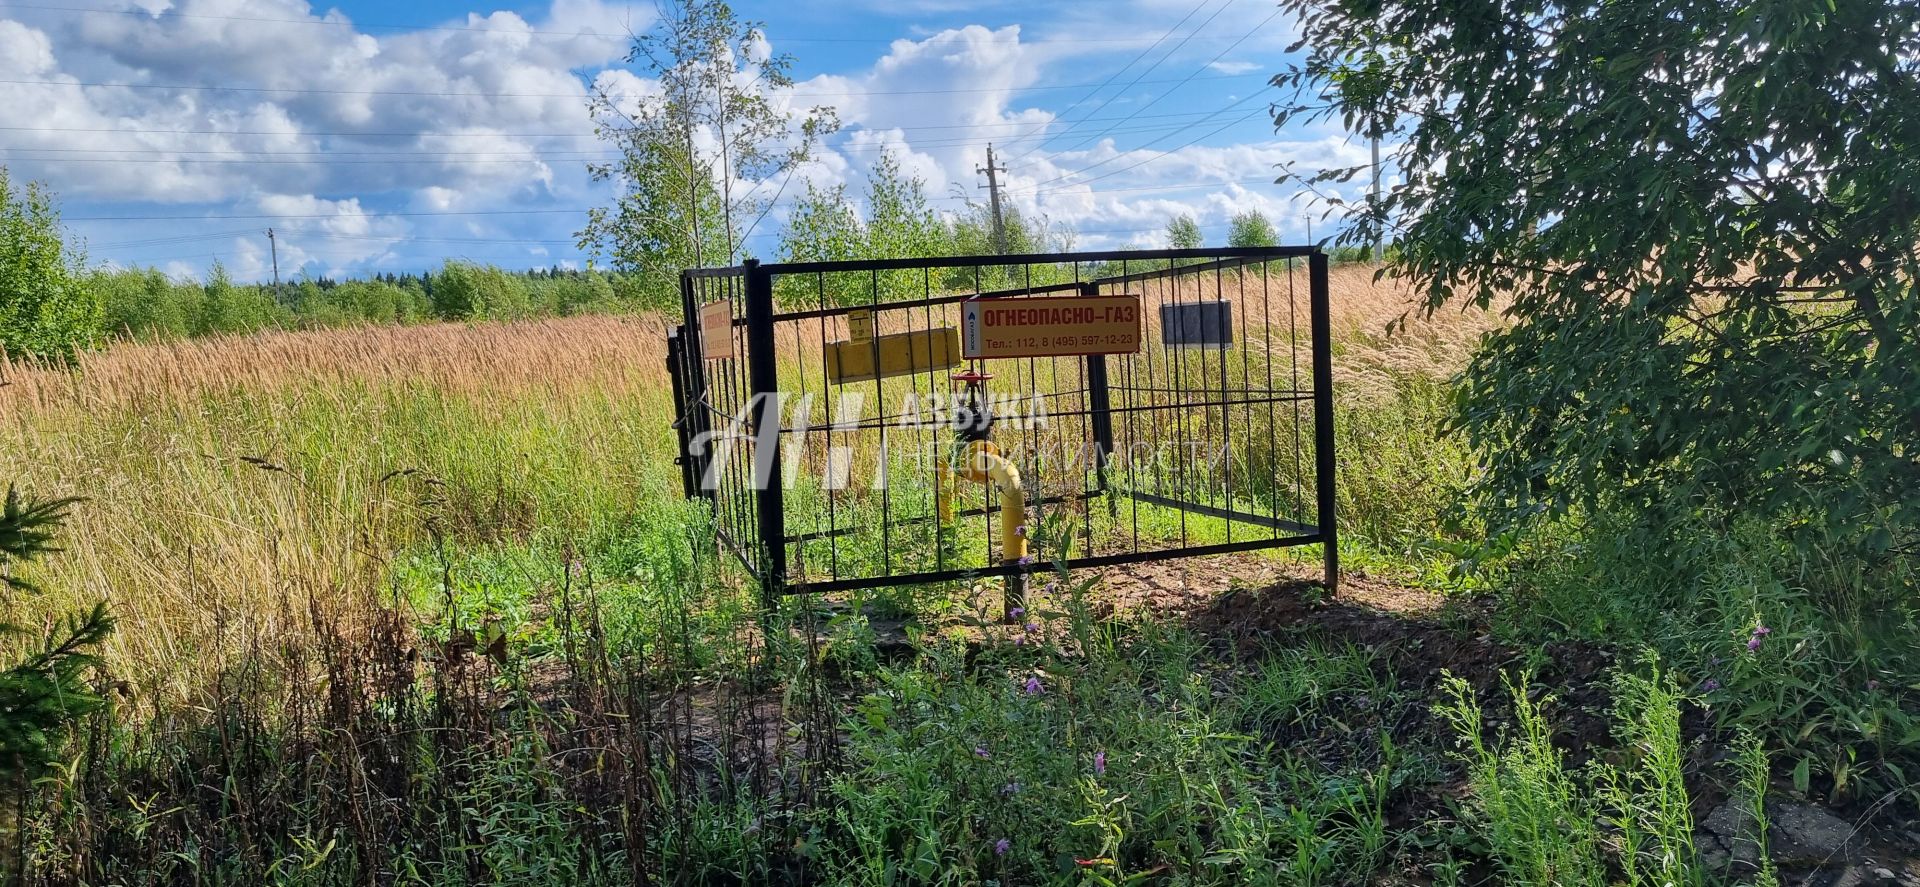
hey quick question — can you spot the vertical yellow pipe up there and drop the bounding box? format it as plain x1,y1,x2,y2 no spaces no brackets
935,453,954,523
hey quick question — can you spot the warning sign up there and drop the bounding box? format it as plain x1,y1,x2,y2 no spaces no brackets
699,300,734,360
961,294,1142,360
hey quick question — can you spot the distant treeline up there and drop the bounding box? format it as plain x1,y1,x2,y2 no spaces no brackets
90,262,638,342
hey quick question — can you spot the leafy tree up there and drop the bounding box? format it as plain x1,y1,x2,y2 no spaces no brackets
1227,210,1278,248
0,168,100,362
780,152,960,305
864,151,947,263
1165,214,1204,250
195,261,285,336
581,0,836,307
779,180,864,306
781,182,863,265
944,197,1076,290
1278,0,1920,567
433,261,532,320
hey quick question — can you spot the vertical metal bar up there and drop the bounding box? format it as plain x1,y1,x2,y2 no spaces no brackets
666,327,698,499
1308,251,1339,592
745,260,788,604
679,275,714,503
1082,281,1114,493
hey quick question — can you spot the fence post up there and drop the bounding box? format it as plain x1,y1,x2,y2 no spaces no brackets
1308,251,1339,592
744,260,787,605
1081,282,1115,495
666,327,698,499
679,273,716,502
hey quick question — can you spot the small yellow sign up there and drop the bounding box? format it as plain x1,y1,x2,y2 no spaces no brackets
961,294,1142,360
699,301,734,360
827,327,961,385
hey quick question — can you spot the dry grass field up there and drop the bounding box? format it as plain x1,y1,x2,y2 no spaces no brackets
2,266,1488,704
0,264,1546,885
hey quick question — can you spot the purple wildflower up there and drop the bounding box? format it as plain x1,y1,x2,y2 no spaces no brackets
1024,675,1044,695
1025,622,1040,633
1017,554,1035,566
1094,751,1107,776
1012,634,1025,646
1001,781,1021,796
974,745,991,759
1014,524,1027,538
1747,637,1763,652
1009,607,1025,619
1753,624,1772,637
1702,679,1721,692
993,838,1011,856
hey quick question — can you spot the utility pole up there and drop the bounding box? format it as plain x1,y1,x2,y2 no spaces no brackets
266,228,282,303
976,144,1008,255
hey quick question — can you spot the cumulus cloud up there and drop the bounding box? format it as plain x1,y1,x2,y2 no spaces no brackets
2,0,1345,278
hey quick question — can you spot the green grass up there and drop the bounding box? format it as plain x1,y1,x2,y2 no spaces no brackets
4,308,1886,885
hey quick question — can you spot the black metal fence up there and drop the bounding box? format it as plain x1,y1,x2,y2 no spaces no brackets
667,247,1336,603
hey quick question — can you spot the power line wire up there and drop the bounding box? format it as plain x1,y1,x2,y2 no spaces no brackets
63,208,591,221
0,119,1213,159
0,72,1258,100
999,0,1217,167
1048,6,1280,157
0,3,1273,45
0,109,1232,140
1035,107,1267,194
1009,0,1237,164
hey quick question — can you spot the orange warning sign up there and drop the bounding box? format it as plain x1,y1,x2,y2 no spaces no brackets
961,294,1142,359
699,300,734,360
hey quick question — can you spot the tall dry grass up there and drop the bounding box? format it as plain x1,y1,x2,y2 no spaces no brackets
0,314,673,413
0,270,1495,700
1,315,680,701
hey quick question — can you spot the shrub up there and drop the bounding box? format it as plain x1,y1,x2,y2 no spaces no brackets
0,169,100,362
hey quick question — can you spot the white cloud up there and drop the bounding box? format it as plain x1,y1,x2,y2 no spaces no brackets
4,0,1339,277
0,0,642,206
1207,60,1261,75
0,20,57,75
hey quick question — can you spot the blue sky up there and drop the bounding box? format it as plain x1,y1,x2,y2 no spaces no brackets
0,0,1376,282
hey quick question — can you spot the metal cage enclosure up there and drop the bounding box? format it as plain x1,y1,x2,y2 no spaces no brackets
666,247,1336,604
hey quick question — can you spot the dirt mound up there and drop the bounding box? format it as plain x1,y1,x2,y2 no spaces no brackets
1192,578,1622,761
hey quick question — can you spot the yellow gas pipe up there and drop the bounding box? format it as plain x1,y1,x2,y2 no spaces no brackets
938,439,1028,559
937,373,1029,620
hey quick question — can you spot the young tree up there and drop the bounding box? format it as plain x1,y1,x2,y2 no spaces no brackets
0,488,113,882
0,168,99,362
1278,1,1920,561
1165,214,1204,249
433,261,532,320
778,180,863,306
947,198,1073,289
580,0,836,307
863,151,947,262
1227,210,1278,248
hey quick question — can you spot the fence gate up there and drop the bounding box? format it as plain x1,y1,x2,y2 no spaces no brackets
666,247,1336,612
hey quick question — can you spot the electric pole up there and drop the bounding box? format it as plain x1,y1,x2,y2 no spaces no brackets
266,228,282,303
976,144,1008,255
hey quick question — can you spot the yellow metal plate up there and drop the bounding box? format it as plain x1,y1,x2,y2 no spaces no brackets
827,327,961,385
